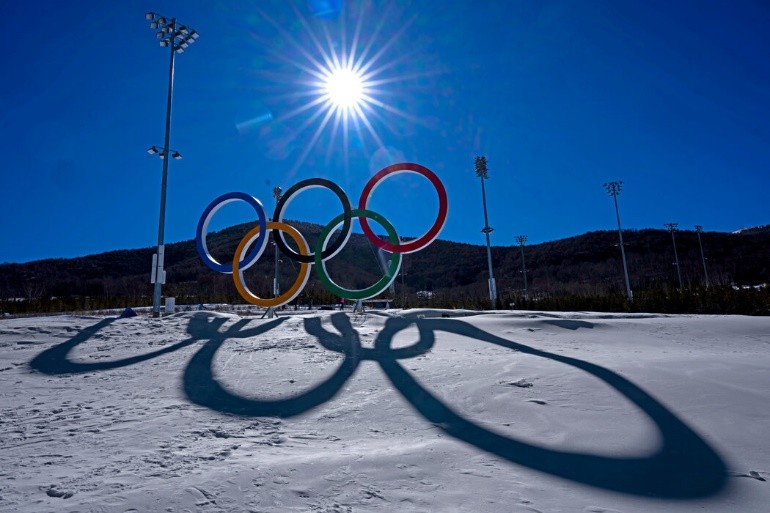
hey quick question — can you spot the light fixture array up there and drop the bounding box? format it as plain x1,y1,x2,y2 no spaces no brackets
147,146,182,160
145,12,199,53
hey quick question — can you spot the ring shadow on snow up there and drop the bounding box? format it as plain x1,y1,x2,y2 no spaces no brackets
28,312,727,499
183,313,727,499
29,313,285,375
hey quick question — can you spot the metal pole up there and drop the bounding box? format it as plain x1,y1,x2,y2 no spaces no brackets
520,244,528,300
146,13,198,318
475,156,496,306
273,244,279,297
612,194,633,301
152,28,176,318
604,182,633,301
665,223,683,289
272,187,282,299
400,236,406,308
672,231,682,289
516,236,529,301
480,177,495,299
695,225,710,288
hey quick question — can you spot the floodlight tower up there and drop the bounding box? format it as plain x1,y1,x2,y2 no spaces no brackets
665,223,683,289
272,187,283,298
604,181,633,301
695,225,710,288
515,235,529,301
146,12,199,318
475,156,497,305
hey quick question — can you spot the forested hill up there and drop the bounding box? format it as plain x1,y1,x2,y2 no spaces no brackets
1,222,768,312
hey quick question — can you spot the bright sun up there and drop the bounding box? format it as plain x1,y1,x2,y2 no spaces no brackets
257,4,431,174
323,66,364,110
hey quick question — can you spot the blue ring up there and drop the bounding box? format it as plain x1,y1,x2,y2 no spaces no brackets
195,192,268,274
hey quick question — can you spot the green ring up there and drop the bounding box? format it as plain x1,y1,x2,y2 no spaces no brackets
315,209,402,300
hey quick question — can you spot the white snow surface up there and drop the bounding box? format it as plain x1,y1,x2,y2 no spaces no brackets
1,308,769,512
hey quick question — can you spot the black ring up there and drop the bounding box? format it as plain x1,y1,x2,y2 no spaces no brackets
272,178,352,263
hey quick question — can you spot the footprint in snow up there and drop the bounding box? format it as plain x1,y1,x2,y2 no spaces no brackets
45,486,74,499
501,379,533,388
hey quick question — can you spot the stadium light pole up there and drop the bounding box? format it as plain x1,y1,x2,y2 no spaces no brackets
515,235,529,301
665,223,683,289
146,12,199,318
604,181,633,301
695,225,710,288
475,156,497,306
272,187,282,298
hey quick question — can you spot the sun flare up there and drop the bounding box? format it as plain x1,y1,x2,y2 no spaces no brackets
323,66,365,110
255,5,434,175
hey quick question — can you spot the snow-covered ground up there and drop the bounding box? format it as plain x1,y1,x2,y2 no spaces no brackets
1,309,768,512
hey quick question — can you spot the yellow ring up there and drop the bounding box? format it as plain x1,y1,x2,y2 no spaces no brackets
232,221,311,308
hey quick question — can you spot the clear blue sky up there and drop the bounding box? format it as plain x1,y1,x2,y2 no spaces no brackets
2,0,769,264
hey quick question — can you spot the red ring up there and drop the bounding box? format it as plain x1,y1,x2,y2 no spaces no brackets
358,162,448,254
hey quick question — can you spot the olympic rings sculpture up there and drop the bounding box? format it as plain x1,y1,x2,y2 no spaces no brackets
195,163,448,308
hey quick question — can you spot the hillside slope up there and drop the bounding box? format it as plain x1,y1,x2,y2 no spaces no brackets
2,221,768,312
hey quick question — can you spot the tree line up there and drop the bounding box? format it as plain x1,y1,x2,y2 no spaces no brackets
1,222,768,316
